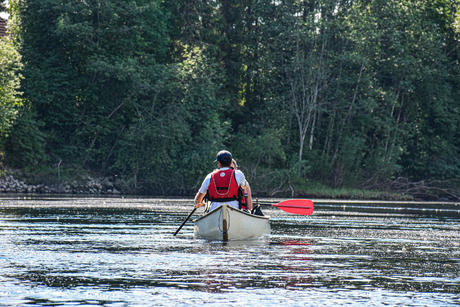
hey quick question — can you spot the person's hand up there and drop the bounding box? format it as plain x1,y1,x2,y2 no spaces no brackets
194,202,204,208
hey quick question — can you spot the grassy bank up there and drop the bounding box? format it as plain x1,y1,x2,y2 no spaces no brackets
288,182,414,201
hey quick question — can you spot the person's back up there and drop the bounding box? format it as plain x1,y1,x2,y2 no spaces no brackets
194,150,248,212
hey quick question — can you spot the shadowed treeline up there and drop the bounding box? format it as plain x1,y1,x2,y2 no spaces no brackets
0,1,458,199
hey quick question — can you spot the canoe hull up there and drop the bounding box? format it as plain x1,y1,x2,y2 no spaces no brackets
193,204,270,241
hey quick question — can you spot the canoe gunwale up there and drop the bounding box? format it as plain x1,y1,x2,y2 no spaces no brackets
193,204,269,223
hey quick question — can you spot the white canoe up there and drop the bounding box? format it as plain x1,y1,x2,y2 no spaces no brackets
193,204,270,241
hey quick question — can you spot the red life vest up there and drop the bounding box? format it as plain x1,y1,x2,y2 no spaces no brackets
208,168,240,202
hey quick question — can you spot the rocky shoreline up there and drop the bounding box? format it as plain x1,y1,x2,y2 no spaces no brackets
0,172,121,195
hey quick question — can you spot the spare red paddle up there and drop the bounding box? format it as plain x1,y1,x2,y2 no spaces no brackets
272,199,314,215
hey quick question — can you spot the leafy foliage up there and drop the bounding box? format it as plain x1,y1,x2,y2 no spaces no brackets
3,0,459,197
5,107,46,168
0,33,23,150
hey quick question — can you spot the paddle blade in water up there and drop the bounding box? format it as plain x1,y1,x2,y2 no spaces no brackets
272,199,314,215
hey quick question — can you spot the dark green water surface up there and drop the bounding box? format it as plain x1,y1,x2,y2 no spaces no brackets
0,197,458,306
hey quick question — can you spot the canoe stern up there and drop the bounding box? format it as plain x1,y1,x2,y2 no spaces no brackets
194,204,270,241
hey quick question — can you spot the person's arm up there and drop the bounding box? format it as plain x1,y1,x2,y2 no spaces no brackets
195,173,212,208
246,182,253,211
194,191,206,208
236,170,252,211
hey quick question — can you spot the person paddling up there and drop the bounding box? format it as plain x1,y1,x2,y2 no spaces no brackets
194,150,248,212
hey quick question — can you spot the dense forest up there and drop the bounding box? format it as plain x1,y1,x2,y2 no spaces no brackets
0,0,459,199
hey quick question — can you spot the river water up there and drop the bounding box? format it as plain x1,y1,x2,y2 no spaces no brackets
0,196,458,306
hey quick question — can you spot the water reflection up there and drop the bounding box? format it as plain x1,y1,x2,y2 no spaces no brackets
0,197,459,306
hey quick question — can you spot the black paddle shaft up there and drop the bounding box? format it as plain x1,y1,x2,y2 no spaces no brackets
173,208,197,236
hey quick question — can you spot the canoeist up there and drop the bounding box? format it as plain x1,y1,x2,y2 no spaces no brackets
194,150,249,212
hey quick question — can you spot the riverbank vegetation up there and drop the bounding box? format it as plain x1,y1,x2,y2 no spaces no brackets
0,1,459,200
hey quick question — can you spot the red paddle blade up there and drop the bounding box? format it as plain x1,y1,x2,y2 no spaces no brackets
272,199,314,215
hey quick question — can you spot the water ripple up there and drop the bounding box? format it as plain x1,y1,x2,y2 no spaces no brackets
0,197,458,306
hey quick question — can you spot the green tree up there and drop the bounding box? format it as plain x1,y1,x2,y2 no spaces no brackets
112,45,228,193
0,30,23,152
5,0,459,196
396,0,460,180
15,0,171,169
